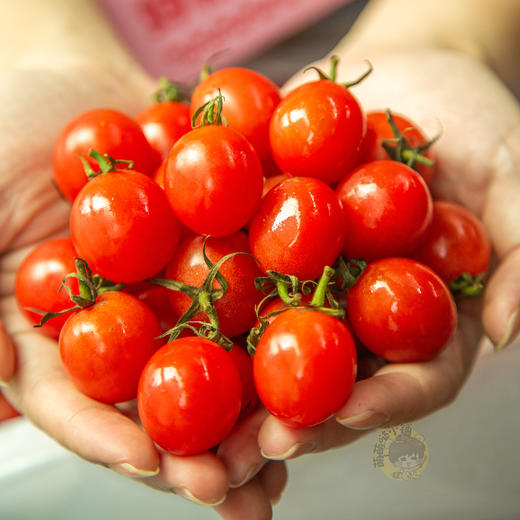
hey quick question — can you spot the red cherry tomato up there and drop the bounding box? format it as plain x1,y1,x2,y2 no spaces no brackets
70,169,181,283
165,125,263,237
153,160,167,188
136,101,191,164
253,308,357,428
347,258,457,363
165,232,264,338
15,237,79,338
191,67,281,175
336,160,433,262
60,291,163,403
412,200,491,284
361,111,435,184
262,173,292,197
249,176,345,280
228,344,259,421
269,80,365,184
0,392,20,423
137,337,242,455
53,108,157,202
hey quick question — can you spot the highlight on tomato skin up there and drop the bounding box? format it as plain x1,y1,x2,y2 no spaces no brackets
137,337,242,456
253,308,357,428
346,257,457,363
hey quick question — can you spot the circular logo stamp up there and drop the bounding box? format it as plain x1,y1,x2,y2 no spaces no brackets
372,423,428,480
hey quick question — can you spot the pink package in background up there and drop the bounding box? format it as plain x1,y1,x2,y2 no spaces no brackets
96,0,350,83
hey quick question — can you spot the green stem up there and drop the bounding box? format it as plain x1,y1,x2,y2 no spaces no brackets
401,149,435,167
310,266,335,307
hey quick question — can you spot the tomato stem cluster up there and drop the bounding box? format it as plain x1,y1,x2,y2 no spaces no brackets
80,149,135,180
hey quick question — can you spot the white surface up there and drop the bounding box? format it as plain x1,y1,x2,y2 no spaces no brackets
1,346,519,520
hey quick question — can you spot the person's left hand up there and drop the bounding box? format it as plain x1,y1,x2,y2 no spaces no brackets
217,47,520,481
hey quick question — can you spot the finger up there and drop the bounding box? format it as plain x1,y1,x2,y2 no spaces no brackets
3,329,160,477
0,320,16,384
256,461,288,506
217,407,269,488
144,450,229,506
214,478,272,520
259,314,482,459
482,245,520,350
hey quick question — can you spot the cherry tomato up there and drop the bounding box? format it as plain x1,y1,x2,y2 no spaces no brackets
228,344,259,421
412,200,491,284
347,258,457,363
15,237,79,338
0,392,20,423
249,176,344,280
136,101,191,164
53,108,157,202
361,111,435,184
124,280,177,332
165,232,264,338
70,169,181,283
191,67,281,176
262,173,292,197
253,308,357,428
137,337,242,455
269,80,365,184
153,160,167,188
336,160,433,262
60,291,163,403
165,125,263,237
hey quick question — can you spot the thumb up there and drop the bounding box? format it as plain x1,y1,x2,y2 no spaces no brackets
0,320,16,385
482,245,520,350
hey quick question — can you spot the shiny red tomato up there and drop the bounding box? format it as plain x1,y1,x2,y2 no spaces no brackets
360,111,435,184
136,101,191,164
228,344,259,421
412,200,491,284
249,177,345,280
15,237,79,338
165,231,264,338
70,169,181,283
191,67,281,176
137,337,242,455
347,258,457,363
165,125,263,236
253,308,357,428
53,108,157,202
269,80,365,184
336,160,433,262
262,173,292,197
59,291,163,403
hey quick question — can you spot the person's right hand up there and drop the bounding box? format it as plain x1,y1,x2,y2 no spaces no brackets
0,64,285,520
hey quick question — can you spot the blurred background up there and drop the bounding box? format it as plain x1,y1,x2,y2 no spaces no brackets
1,1,520,518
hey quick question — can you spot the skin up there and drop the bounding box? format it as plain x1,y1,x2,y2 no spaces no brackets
1,0,520,519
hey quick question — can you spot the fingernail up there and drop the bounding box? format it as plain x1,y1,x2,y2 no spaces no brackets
270,494,282,506
110,462,160,478
229,461,264,488
261,442,316,461
0,379,8,388
336,410,390,430
495,308,520,351
177,488,227,506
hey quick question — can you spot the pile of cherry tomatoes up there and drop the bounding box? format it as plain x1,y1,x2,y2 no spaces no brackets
15,58,491,455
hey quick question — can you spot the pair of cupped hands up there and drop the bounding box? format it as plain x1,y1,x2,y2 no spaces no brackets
1,47,520,520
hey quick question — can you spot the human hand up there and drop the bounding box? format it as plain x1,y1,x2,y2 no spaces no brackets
218,47,520,477
0,65,285,519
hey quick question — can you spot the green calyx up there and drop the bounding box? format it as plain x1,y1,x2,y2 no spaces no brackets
247,265,346,354
31,258,123,327
149,238,250,349
81,149,134,180
381,109,438,171
449,272,487,298
304,55,373,88
153,77,184,103
191,89,228,129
